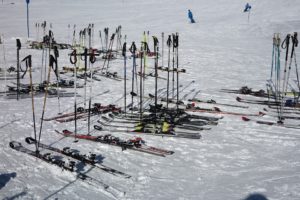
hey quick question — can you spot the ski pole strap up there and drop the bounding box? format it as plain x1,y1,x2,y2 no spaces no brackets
21,55,31,78
50,55,56,68
291,32,298,57
49,55,58,78
16,39,21,50
110,33,115,41
152,36,159,48
122,42,127,57
142,42,150,53
172,33,179,48
70,49,77,64
25,137,36,144
90,49,96,63
167,35,172,47
129,42,136,54
281,34,290,61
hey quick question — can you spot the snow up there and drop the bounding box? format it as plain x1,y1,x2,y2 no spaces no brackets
1,0,300,199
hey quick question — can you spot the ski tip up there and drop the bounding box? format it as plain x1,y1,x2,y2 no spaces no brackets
241,116,250,121
9,141,21,149
213,107,221,112
259,111,266,116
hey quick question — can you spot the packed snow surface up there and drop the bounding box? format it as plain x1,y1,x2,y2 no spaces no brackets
1,0,300,199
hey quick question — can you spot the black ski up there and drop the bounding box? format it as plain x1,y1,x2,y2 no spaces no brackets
9,141,124,198
25,137,131,178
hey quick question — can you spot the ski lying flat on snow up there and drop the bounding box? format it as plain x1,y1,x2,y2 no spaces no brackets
109,112,219,126
100,126,202,139
25,137,131,178
94,71,123,81
4,92,76,99
188,98,249,108
241,116,300,129
220,88,269,98
9,141,124,198
236,96,280,106
110,111,222,122
185,106,265,116
44,105,120,122
55,130,174,157
97,119,211,133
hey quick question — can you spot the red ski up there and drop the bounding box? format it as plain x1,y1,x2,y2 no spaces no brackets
55,130,174,157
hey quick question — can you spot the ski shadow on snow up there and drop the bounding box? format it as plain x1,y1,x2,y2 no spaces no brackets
73,154,105,173
243,193,268,200
0,172,17,190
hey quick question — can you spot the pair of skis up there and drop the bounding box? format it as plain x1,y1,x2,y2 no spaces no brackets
9,140,126,198
56,129,175,156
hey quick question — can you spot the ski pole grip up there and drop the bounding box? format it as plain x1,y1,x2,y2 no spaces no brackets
122,42,127,57
111,33,115,40
167,35,172,47
294,32,298,47
129,42,136,54
16,39,21,50
70,49,77,64
54,46,59,58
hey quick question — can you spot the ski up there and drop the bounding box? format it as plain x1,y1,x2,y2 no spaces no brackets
97,119,211,132
241,116,300,129
25,137,131,178
94,71,123,81
236,96,280,106
103,114,218,126
46,104,121,122
9,141,124,198
4,91,76,99
220,86,268,98
188,98,249,108
185,105,265,116
95,124,201,139
55,130,174,157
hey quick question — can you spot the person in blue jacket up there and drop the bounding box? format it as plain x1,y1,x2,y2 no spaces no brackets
188,9,195,23
244,3,251,12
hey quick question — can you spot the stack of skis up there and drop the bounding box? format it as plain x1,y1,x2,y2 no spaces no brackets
222,32,300,128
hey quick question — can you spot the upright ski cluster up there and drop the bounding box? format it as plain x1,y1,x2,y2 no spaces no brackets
241,32,300,127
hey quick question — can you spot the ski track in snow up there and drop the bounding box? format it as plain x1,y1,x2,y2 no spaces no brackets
1,0,300,199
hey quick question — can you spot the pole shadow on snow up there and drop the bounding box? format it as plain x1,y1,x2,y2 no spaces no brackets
243,193,268,200
43,179,78,200
0,172,17,190
3,190,28,200
44,167,96,200
0,119,21,130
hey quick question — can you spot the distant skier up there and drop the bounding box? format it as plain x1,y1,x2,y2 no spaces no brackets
188,9,195,23
244,3,252,12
